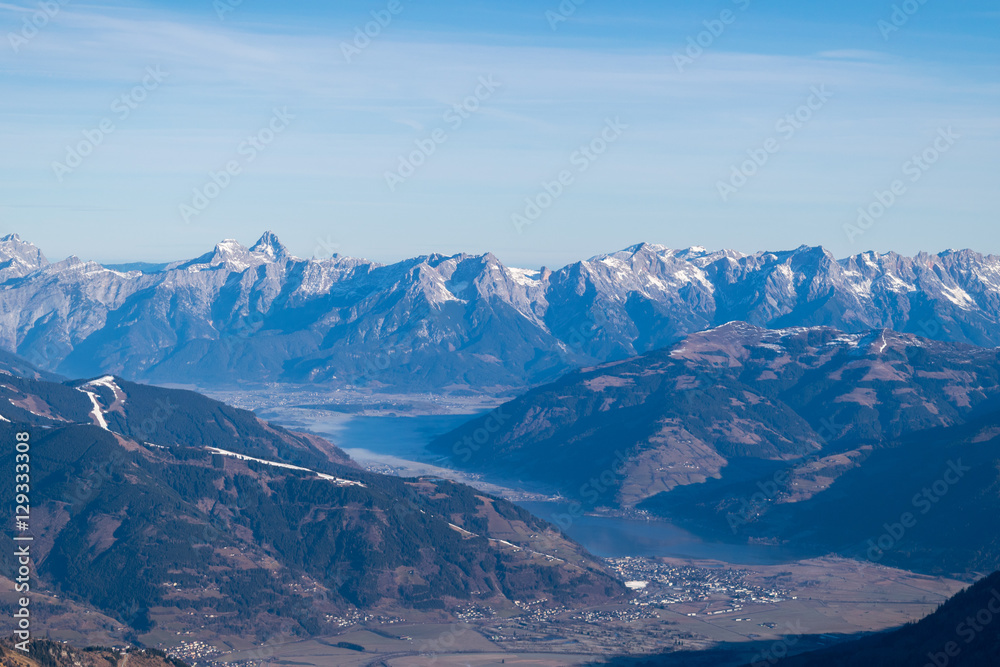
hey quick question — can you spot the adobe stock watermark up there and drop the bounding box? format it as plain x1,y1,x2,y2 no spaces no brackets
716,85,833,202
548,450,629,528
878,0,931,40
52,66,169,183
340,331,421,387
444,402,548,517
219,306,268,358
749,621,808,667
674,0,752,73
179,107,294,224
533,448,631,556
213,0,243,21
864,459,970,563
843,127,959,243
420,623,472,665
511,117,628,234
340,0,404,63
924,588,1000,667
725,416,849,533
7,0,70,53
312,235,340,260
561,308,612,358
384,75,502,192
65,396,177,511
435,309,611,447
546,0,586,31
452,406,512,463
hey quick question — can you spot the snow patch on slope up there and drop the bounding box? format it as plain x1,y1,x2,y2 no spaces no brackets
508,267,541,287
940,285,976,310
85,376,126,405
207,447,366,487
77,388,109,430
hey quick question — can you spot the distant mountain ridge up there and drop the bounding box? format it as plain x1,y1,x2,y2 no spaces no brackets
4,232,1000,391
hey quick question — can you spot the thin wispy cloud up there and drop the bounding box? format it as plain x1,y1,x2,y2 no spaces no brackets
0,1,997,267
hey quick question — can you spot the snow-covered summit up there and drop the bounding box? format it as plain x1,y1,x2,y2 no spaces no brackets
0,233,49,279
4,234,1000,392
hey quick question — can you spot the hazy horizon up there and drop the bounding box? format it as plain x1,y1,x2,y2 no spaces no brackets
1,0,998,268
9,228,1000,272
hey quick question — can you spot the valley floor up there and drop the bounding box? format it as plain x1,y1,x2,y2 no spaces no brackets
149,387,975,666
126,555,965,667
6,550,966,666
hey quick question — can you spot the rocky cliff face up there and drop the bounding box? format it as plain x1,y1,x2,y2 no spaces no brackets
4,233,1000,391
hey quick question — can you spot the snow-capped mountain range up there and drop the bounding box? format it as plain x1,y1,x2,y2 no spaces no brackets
3,231,1000,391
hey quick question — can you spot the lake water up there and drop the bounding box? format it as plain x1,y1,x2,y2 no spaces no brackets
519,501,812,564
316,413,473,462
287,413,810,565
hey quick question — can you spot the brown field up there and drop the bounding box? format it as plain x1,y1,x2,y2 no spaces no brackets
3,555,967,666
188,556,971,667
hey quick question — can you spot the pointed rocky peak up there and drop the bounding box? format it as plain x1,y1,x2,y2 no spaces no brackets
423,252,470,271
679,246,745,268
752,245,815,263
52,255,85,269
937,248,991,268
478,251,503,265
623,242,671,256
0,233,48,271
588,243,675,273
842,249,894,274
598,243,676,269
937,248,982,259
170,238,268,273
765,244,832,264
208,238,267,272
250,231,288,260
787,245,840,273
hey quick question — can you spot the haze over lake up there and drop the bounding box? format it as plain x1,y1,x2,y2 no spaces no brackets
295,412,815,565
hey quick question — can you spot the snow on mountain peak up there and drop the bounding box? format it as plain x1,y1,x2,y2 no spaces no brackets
215,239,246,255
0,233,48,275
10,233,1000,393
507,267,542,287
184,236,291,273
250,231,289,260
621,242,671,256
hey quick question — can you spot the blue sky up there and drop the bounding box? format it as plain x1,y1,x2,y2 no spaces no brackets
0,0,997,268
